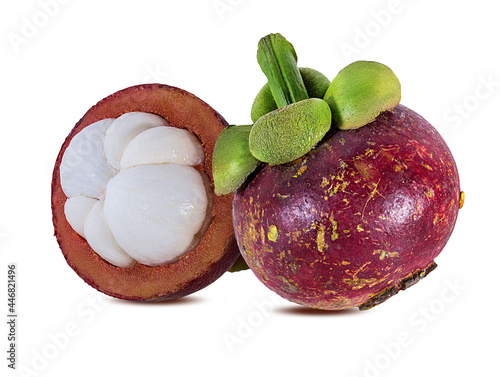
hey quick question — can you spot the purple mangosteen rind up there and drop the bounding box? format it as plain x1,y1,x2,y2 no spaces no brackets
233,104,461,310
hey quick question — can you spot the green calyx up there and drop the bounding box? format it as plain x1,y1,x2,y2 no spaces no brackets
251,67,330,123
212,125,259,196
213,36,403,197
250,34,332,165
323,60,401,130
249,98,332,166
256,33,309,108
213,33,334,195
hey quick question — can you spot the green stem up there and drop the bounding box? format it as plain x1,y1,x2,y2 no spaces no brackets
257,33,309,108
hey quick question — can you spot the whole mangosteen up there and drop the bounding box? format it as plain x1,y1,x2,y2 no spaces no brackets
226,35,463,310
233,104,462,310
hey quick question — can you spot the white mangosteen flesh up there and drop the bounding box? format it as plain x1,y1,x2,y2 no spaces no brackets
104,112,169,170
84,200,137,268
60,118,117,199
120,126,205,169
59,112,211,268
64,195,98,238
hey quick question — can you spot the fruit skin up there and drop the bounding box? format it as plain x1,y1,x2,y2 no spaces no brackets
233,105,461,310
52,84,240,301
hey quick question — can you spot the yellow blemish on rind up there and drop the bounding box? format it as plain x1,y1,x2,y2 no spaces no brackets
268,225,278,242
333,183,341,194
362,179,383,220
356,224,364,232
343,262,375,289
343,277,378,289
260,226,266,244
293,165,307,178
330,216,339,241
276,193,290,199
433,213,441,225
459,191,465,209
316,225,327,252
373,249,399,260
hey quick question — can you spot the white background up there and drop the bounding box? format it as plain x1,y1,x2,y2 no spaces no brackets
1,1,498,376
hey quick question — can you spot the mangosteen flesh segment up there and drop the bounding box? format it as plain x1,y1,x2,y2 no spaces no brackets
233,105,461,310
60,111,212,268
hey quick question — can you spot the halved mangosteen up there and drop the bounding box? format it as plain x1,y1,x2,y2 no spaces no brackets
51,84,240,301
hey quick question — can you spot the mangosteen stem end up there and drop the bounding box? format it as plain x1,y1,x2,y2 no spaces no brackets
358,261,438,311
257,33,309,108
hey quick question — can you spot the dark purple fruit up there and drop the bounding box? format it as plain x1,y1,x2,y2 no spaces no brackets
233,105,461,310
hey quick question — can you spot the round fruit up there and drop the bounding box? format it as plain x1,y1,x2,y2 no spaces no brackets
52,84,239,301
233,105,461,310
